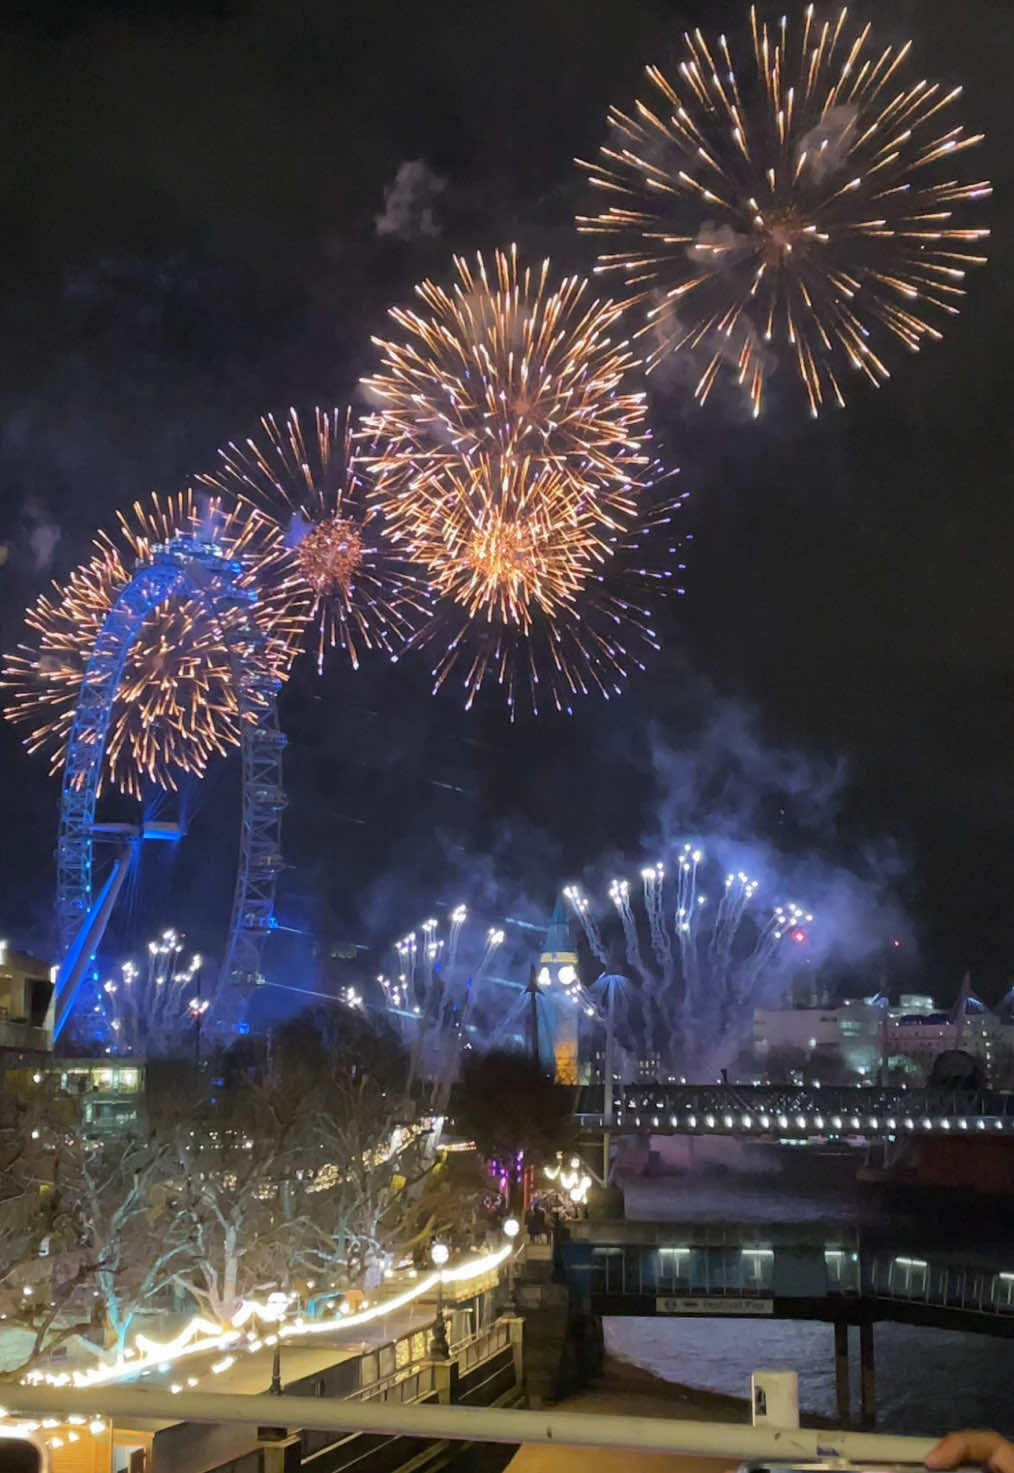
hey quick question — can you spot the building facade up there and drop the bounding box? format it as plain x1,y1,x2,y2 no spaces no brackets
0,940,54,1066
752,989,1007,1085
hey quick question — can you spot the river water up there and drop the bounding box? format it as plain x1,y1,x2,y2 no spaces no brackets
602,1147,1014,1437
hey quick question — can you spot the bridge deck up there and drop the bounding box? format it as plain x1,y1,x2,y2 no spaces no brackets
575,1083,1014,1139
557,1220,1014,1334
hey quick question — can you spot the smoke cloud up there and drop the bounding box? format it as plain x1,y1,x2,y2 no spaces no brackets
350,689,911,1076
375,160,446,241
22,498,62,571
795,104,859,184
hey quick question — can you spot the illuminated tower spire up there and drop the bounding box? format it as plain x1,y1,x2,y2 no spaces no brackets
537,898,580,1085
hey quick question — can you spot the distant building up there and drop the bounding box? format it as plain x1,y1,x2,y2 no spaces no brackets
753,1000,883,1076
0,939,54,1066
752,980,1005,1085
53,1058,146,1136
887,994,995,1083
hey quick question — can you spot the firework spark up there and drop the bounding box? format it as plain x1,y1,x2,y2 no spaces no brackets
202,407,426,672
566,846,814,1073
577,6,990,416
362,245,686,714
2,492,304,799
99,927,202,1056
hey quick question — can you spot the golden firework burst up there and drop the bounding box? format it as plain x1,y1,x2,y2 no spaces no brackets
2,492,304,799
362,246,681,714
202,407,425,672
577,6,991,416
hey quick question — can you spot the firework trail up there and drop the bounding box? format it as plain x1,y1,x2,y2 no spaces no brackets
2,492,304,798
477,926,505,978
447,904,468,974
609,877,655,1054
577,6,991,416
421,916,443,968
363,244,688,715
563,884,609,964
99,927,202,1056
203,407,426,673
609,879,650,980
583,849,812,1073
395,931,419,998
641,862,672,972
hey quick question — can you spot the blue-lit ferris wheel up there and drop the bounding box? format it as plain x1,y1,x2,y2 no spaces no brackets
53,533,286,1040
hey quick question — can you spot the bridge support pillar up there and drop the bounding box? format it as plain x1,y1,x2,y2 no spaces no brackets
508,1314,525,1389
833,1321,850,1425
427,1359,457,1405
860,1319,875,1429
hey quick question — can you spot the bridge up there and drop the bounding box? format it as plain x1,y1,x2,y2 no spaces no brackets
573,1081,1014,1139
555,1217,1014,1426
556,1219,1014,1332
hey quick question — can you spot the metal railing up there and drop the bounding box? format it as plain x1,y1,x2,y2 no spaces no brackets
573,1082,1014,1137
351,1364,437,1406
7,1383,938,1464
867,1253,1014,1316
568,1236,1014,1321
455,1319,511,1375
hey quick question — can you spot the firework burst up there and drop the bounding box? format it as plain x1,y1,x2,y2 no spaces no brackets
566,845,814,1072
99,927,203,1056
362,245,686,714
202,407,426,672
577,6,991,417
2,491,304,799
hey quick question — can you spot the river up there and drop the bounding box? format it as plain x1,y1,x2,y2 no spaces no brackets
599,1145,1014,1436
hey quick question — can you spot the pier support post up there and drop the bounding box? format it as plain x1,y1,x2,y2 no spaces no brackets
428,1359,455,1405
834,1321,850,1426
508,1314,525,1391
859,1319,875,1429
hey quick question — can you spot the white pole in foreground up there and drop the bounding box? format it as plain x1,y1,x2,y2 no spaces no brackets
7,1384,936,1463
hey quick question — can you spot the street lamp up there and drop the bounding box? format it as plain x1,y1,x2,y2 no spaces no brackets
503,1218,520,1314
429,1241,450,1360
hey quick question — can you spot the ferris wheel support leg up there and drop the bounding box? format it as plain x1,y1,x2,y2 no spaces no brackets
53,837,139,1041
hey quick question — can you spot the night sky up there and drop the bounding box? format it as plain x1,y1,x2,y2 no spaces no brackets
1,0,1011,1005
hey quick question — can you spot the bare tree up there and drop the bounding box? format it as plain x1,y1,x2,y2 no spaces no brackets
271,1013,424,1285
158,1045,310,1323
70,1132,190,1355
0,1085,104,1379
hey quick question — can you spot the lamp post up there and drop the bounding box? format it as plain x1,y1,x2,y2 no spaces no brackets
503,1218,520,1314
188,955,207,1070
429,1241,450,1360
